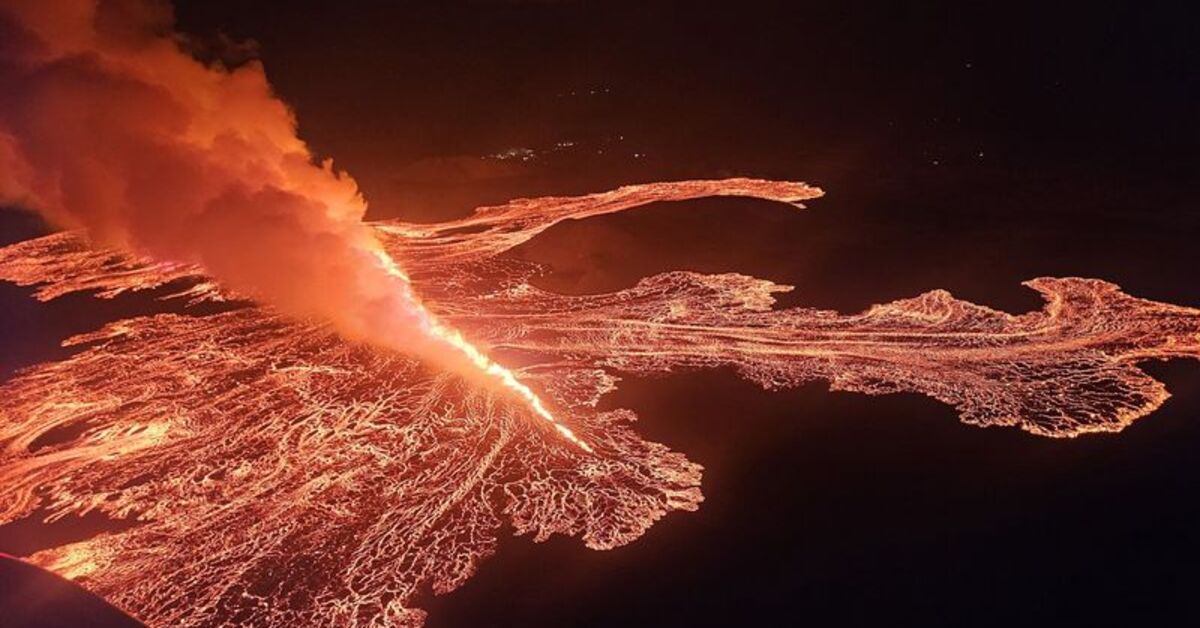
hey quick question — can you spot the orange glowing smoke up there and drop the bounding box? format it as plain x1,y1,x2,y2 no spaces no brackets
0,0,587,449
2,178,1199,626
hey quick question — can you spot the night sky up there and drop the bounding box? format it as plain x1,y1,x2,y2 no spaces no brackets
3,1,1198,626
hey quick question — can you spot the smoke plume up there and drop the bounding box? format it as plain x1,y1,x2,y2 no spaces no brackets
0,0,435,354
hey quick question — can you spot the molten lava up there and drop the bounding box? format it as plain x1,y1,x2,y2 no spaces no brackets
422,317,593,453
0,0,587,453
373,248,592,452
2,178,1199,627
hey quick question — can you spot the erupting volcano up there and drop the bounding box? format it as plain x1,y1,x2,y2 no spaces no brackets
3,178,1200,625
0,0,588,455
2,1,1199,627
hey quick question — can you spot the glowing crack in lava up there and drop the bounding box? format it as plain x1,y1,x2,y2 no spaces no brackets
0,0,584,456
376,251,593,453
2,179,1200,626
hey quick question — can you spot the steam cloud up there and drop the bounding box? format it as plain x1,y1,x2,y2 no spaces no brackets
0,0,434,353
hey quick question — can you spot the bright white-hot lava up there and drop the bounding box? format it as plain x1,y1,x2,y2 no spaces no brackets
1,3,1199,628
372,248,592,452
425,319,593,452
0,0,585,450
1,178,1199,627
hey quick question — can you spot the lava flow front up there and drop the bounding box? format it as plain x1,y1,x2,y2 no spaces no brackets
2,178,1200,627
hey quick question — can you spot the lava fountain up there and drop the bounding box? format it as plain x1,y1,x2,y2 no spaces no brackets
0,0,587,450
377,248,592,452
2,1,1200,627
2,178,1199,626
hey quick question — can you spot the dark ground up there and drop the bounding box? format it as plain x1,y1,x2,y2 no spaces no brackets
2,1,1198,626
0,555,142,628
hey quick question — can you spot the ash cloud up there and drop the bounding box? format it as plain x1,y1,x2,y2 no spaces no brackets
0,0,434,353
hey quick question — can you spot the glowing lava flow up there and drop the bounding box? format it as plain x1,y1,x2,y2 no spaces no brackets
0,178,1198,627
373,248,593,452
424,318,593,453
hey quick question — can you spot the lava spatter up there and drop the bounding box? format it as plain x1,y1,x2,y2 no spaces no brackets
2,178,1198,626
